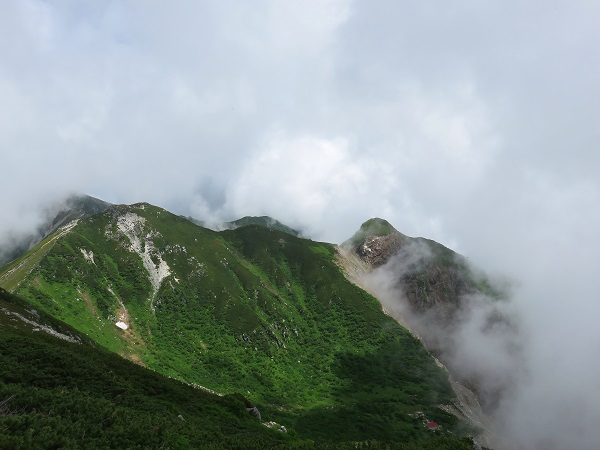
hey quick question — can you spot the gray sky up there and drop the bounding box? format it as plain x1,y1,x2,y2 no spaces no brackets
2,1,600,447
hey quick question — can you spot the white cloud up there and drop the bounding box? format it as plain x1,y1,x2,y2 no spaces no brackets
226,131,397,241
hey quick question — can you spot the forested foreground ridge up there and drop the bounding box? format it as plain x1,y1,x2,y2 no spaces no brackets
0,200,487,449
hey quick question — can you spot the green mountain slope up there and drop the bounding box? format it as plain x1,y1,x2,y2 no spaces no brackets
0,287,303,449
0,203,477,446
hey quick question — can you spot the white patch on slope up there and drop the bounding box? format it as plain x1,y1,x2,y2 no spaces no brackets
80,248,95,264
115,212,171,310
1,307,81,344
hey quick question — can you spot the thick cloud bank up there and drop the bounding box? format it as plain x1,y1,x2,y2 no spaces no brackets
1,2,599,448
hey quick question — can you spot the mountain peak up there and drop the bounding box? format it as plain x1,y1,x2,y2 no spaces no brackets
342,218,400,248
358,218,398,236
227,216,300,237
341,218,409,268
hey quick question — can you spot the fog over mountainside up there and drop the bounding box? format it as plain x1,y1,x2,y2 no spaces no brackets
1,2,599,448
340,218,600,450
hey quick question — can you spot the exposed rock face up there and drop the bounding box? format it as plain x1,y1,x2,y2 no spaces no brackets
356,233,407,267
246,406,261,421
340,220,511,366
111,210,171,310
342,219,485,324
437,368,502,450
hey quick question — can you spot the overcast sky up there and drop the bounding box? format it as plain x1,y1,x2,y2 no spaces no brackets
2,1,600,448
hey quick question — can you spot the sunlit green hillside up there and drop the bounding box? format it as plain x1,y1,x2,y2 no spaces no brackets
0,203,478,446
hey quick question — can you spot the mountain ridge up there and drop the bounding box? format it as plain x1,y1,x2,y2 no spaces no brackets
0,194,111,266
227,216,301,237
0,201,481,446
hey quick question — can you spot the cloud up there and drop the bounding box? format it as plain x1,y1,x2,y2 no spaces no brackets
225,131,398,240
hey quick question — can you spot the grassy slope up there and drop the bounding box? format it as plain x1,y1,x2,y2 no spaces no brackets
0,224,76,292
0,204,476,446
0,288,302,449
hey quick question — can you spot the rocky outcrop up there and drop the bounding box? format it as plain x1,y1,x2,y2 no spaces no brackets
437,368,502,450
356,233,408,267
110,211,171,311
246,406,261,421
342,219,483,322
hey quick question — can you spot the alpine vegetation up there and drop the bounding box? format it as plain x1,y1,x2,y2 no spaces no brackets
0,202,482,449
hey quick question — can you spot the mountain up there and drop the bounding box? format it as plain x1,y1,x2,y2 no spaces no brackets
339,218,510,439
0,287,301,449
0,202,482,447
0,194,111,266
227,216,301,237
188,215,302,237
341,218,503,325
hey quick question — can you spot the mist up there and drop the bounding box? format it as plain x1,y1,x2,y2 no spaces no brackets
359,233,600,449
2,1,600,447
